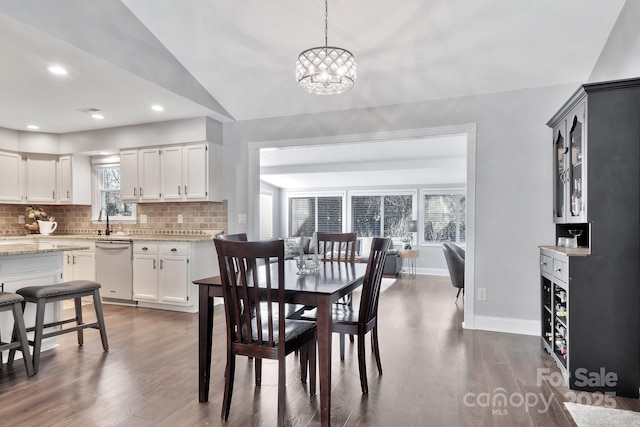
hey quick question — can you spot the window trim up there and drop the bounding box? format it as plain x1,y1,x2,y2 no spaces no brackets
419,188,466,246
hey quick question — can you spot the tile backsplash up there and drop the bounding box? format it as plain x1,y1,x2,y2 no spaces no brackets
1,201,227,236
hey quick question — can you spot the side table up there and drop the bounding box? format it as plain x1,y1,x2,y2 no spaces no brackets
399,249,419,278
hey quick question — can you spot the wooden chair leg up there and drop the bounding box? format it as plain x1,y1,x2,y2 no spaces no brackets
254,358,262,386
357,334,368,394
372,327,383,375
277,354,286,427
12,302,34,376
75,297,84,346
31,299,47,374
300,342,308,384
93,289,109,351
221,352,235,420
308,337,316,396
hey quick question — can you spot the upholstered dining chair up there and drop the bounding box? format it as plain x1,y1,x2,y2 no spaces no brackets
214,238,317,426
299,237,391,393
442,242,465,301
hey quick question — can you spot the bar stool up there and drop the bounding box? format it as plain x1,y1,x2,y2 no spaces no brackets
0,292,35,376
8,280,109,373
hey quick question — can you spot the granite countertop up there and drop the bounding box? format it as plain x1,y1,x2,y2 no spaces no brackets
0,242,92,256
0,231,222,244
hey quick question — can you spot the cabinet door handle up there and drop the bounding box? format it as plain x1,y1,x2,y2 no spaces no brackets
142,247,148,251
73,255,77,265
140,187,144,197
171,248,177,252
540,262,547,266
67,254,71,264
153,259,156,269
178,186,181,195
554,268,561,273
67,190,70,199
184,185,187,196
53,190,55,199
134,187,137,197
160,259,164,269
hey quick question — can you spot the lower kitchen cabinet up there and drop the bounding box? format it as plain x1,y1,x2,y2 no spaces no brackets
62,241,96,282
133,240,216,312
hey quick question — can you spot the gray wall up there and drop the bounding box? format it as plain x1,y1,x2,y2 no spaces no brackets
223,84,574,328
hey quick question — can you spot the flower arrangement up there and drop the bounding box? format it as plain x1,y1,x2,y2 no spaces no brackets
26,206,49,221
25,206,50,233
401,234,412,249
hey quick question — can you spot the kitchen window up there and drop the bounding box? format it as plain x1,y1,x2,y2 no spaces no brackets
421,191,465,244
93,164,136,221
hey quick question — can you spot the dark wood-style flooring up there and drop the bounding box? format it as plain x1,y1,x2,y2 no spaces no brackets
1,274,638,426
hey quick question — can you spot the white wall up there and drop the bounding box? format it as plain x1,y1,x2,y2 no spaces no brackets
223,83,576,333
590,0,640,82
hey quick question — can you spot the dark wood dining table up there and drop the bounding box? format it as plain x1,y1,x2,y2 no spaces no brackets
193,260,367,427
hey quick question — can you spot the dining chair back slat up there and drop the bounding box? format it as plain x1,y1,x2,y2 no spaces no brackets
316,232,358,263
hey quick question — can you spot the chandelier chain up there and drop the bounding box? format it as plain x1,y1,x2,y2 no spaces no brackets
324,0,328,47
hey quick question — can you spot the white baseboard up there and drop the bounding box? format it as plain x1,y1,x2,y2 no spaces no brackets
415,267,448,276
465,314,539,336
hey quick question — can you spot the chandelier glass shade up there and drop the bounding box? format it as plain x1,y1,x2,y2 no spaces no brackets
296,0,356,95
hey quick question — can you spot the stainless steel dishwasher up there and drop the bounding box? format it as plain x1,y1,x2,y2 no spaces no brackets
95,240,133,301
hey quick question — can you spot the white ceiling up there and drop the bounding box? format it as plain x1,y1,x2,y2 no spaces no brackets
0,0,626,188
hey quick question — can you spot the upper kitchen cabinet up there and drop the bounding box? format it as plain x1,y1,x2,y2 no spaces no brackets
57,154,91,205
120,149,139,201
25,154,57,203
122,142,222,203
121,148,163,202
551,99,586,224
0,151,24,203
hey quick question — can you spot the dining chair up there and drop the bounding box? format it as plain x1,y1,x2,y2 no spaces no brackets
214,238,317,426
316,232,358,263
315,232,359,354
299,237,390,393
442,242,465,301
332,236,391,393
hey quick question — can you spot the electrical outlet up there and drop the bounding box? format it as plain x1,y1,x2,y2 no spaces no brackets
140,214,148,224
477,288,487,301
177,214,183,223
238,213,247,224
18,214,25,224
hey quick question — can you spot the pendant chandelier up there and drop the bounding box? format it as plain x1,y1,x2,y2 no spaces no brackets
296,0,357,95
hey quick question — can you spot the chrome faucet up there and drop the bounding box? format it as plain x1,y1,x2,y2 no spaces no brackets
98,208,111,236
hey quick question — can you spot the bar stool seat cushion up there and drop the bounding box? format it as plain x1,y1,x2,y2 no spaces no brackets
17,280,101,300
0,292,24,306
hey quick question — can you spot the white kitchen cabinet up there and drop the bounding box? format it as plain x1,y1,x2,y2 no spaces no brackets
120,149,139,201
160,145,183,201
132,240,216,312
0,151,24,203
61,241,96,282
120,142,222,203
57,154,91,205
132,243,159,301
139,148,162,202
25,154,57,203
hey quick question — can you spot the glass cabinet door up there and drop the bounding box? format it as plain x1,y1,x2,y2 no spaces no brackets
568,103,586,222
553,123,567,223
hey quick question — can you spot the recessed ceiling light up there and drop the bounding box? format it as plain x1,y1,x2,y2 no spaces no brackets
151,104,164,112
26,124,39,130
92,114,104,120
48,65,68,75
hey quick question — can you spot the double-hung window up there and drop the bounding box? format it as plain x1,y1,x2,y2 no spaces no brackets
288,193,344,237
93,163,136,221
351,192,416,239
421,190,465,243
